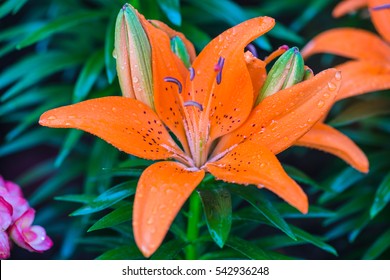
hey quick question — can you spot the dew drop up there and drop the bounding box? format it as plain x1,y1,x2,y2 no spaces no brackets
323,93,330,99
134,120,141,125
150,186,157,193
47,116,56,120
133,77,139,83
147,217,154,225
335,71,341,81
260,163,265,168
112,107,117,112
284,136,289,141
327,82,337,91
112,49,117,59
317,100,325,108
165,189,173,195
68,115,76,119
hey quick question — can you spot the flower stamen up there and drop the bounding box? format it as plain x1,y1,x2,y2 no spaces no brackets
184,101,203,111
164,77,182,93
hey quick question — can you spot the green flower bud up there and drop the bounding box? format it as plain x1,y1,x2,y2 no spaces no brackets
114,4,154,109
170,36,191,68
256,47,305,105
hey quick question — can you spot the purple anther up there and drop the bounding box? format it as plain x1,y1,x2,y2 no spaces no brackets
122,3,128,10
215,57,225,85
279,45,289,51
245,43,258,58
184,101,203,111
189,67,195,81
164,77,182,93
372,3,390,10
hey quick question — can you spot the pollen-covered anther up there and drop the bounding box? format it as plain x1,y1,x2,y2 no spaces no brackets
163,77,183,93
245,43,258,58
214,56,225,85
184,101,203,111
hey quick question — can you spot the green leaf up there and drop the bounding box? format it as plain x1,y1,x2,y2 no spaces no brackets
277,204,335,219
151,239,188,260
157,0,181,26
329,99,390,126
105,13,117,83
73,49,105,102
54,130,84,167
370,172,390,218
227,184,296,240
17,10,108,49
29,161,85,206
88,203,132,232
363,228,390,260
291,226,338,256
199,186,232,248
71,181,136,216
289,0,330,32
1,53,84,101
55,194,95,204
96,245,144,260
225,235,271,260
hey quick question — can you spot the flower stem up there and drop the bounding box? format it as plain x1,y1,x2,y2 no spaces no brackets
185,191,202,260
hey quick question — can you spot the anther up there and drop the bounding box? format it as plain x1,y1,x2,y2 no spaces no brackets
214,56,225,85
245,44,258,58
372,4,390,10
163,77,182,93
189,67,195,81
184,101,203,111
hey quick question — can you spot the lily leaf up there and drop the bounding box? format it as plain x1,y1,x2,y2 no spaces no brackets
225,235,271,260
88,203,132,232
363,228,390,260
199,186,232,248
96,245,144,260
157,0,182,26
151,239,188,260
370,172,390,218
227,184,296,240
71,181,136,216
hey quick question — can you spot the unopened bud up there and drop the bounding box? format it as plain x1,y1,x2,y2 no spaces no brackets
256,47,305,104
114,3,154,109
170,36,191,68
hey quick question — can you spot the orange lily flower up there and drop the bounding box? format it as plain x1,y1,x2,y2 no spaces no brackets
39,13,342,257
333,0,390,42
295,0,390,173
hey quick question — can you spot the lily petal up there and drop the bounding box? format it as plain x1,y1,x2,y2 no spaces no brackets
295,123,369,173
189,17,275,141
333,0,368,18
244,51,267,104
0,231,10,259
302,28,390,62
214,69,340,156
206,141,308,214
336,60,390,100
133,161,204,257
149,19,197,63
140,17,190,152
369,0,390,42
39,97,184,161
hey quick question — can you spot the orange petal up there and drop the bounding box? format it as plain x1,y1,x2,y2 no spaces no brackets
213,69,341,156
206,141,308,214
296,123,369,173
188,17,275,141
149,19,197,63
369,0,390,42
302,28,390,62
336,60,390,100
39,97,184,161
245,51,267,104
333,0,368,18
133,161,205,257
139,14,190,153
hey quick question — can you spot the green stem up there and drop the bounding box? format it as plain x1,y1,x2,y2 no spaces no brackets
185,191,202,260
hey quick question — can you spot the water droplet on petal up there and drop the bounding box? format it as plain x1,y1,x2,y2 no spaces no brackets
65,122,71,126
147,217,154,225
317,100,325,108
327,82,337,91
335,71,341,80
47,116,56,120
323,93,330,99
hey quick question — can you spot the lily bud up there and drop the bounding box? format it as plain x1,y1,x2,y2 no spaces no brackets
303,66,314,81
114,4,154,109
256,47,305,105
170,36,191,68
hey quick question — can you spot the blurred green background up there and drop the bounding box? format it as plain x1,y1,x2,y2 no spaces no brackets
1,0,389,260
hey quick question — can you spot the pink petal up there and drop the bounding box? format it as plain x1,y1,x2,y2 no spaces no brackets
26,226,53,251
0,197,13,230
0,231,11,259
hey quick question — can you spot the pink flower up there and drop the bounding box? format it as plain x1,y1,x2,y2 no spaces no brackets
9,208,53,253
0,176,53,259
